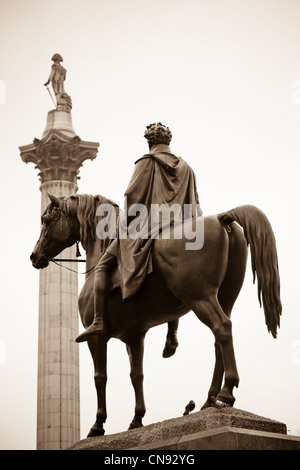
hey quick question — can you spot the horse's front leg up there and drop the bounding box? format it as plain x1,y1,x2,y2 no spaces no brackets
162,319,179,358
126,334,146,430
86,334,108,437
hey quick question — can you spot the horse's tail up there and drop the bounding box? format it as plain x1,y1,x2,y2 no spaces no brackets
218,205,282,338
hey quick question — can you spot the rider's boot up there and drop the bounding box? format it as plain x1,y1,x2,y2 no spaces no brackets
75,310,105,343
75,274,108,343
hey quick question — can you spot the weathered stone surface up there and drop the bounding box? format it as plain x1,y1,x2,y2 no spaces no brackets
68,407,289,450
175,427,300,451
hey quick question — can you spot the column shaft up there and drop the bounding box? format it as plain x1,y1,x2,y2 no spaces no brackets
37,180,80,450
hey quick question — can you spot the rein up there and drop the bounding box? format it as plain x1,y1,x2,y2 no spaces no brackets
50,257,97,275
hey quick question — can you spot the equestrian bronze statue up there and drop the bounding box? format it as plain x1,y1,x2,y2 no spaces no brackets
30,124,282,437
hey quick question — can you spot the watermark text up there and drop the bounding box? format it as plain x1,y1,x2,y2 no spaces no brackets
291,340,300,365
0,80,6,104
0,341,6,365
291,80,300,104
96,201,204,250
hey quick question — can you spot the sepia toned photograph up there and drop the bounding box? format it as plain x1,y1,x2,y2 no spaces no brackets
0,0,299,455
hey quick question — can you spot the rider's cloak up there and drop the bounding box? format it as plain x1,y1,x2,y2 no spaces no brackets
112,144,201,299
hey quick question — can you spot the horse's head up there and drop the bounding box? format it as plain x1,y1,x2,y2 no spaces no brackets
30,193,80,269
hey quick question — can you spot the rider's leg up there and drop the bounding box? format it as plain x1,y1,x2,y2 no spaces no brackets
75,251,117,343
162,319,179,358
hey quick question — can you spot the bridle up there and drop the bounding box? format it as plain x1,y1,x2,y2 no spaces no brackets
43,198,96,275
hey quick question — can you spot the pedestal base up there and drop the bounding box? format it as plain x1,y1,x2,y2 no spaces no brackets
68,407,300,450
42,109,75,138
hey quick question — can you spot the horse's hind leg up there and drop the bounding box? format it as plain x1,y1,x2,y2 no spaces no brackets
188,296,239,407
126,334,146,430
201,225,247,409
201,340,224,409
86,334,108,437
201,289,237,409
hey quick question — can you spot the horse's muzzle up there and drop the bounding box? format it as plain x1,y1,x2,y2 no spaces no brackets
30,252,49,269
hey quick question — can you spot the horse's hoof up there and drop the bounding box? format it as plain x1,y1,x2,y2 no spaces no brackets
128,419,143,430
87,423,105,437
210,396,232,409
200,398,212,410
162,338,178,358
215,390,235,407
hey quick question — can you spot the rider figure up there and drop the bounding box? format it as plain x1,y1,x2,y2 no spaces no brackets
76,123,201,357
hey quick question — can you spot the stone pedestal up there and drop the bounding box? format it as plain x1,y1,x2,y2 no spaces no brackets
68,407,300,451
42,109,76,138
20,108,99,450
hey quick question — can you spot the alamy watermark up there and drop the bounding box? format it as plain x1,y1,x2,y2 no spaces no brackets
0,340,6,365
291,80,300,104
291,340,300,365
0,80,5,104
95,200,204,250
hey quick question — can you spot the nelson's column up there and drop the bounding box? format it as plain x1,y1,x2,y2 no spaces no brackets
19,54,99,450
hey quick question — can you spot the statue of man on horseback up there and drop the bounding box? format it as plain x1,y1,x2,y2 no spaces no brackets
30,123,282,433
75,122,202,351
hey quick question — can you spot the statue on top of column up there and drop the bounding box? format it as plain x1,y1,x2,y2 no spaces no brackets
44,53,72,111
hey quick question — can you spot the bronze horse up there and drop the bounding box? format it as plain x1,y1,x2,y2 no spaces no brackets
30,193,282,437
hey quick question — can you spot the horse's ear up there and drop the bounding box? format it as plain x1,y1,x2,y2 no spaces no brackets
48,193,60,207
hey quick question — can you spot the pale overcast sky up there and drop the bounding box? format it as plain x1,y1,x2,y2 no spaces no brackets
0,0,300,449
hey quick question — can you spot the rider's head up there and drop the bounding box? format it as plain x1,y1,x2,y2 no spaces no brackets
144,122,172,149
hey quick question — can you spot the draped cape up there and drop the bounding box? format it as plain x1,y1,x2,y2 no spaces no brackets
111,144,200,299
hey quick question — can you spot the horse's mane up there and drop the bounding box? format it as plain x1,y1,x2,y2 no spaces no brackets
74,194,119,253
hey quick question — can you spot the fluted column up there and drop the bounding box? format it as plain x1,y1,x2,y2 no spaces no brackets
36,180,79,449
20,108,99,449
